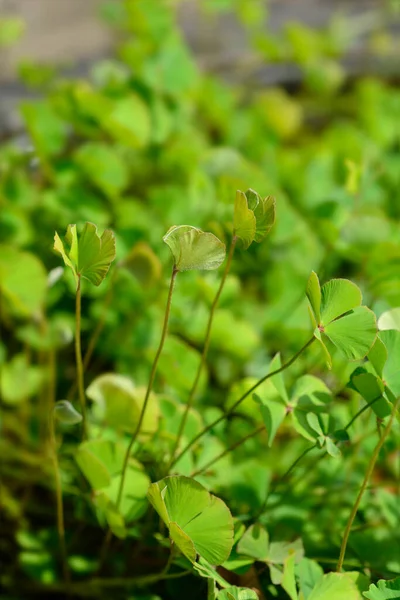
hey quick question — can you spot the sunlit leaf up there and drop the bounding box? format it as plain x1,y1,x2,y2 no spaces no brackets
237,523,269,561
324,307,377,361
54,222,116,286
233,190,256,249
378,308,400,332
308,572,363,600
307,271,322,325
320,279,362,325
147,475,234,565
363,576,400,599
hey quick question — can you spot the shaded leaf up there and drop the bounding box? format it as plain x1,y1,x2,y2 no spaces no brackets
233,190,256,249
237,524,269,561
53,400,82,425
163,225,226,271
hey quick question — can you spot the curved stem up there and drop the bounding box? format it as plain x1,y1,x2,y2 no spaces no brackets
49,412,70,588
117,265,179,508
191,424,264,478
167,237,237,472
75,275,87,439
337,395,400,572
169,336,315,471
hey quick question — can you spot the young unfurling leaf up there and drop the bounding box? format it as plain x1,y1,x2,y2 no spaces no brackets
163,225,226,271
54,222,116,286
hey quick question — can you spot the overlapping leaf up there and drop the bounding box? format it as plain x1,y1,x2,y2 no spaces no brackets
233,189,276,249
54,222,116,286
306,272,377,368
147,475,234,565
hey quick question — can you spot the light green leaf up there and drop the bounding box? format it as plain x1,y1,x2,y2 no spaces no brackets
233,190,256,249
54,222,116,286
308,572,363,600
163,225,226,271
253,195,276,243
380,330,400,397
378,308,400,332
324,307,377,361
147,475,234,565
325,437,341,458
321,278,362,325
255,395,286,447
169,522,197,564
295,558,324,600
368,336,388,379
306,271,322,325
53,401,82,425
217,587,258,600
363,576,400,599
237,524,269,561
87,373,159,435
104,94,151,148
282,552,298,600
0,246,47,317
74,142,129,197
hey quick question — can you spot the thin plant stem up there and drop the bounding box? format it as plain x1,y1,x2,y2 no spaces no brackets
68,268,117,401
75,275,87,439
116,265,178,507
337,395,400,572
169,336,316,471
99,265,178,569
49,412,70,589
191,424,264,477
167,237,237,472
255,394,385,520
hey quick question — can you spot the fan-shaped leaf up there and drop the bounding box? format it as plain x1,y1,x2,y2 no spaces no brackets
363,576,400,599
324,307,377,361
54,222,116,286
320,279,362,325
163,225,226,271
147,475,234,565
378,308,400,332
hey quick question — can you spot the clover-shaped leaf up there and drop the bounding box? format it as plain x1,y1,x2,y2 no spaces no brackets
54,222,116,286
147,475,234,565
53,400,82,425
233,189,276,249
306,272,377,368
163,226,226,271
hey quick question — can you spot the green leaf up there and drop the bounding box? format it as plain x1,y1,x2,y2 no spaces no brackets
121,242,162,288
217,587,259,600
104,95,151,148
295,558,324,600
308,572,363,600
74,142,129,197
53,401,82,425
169,522,197,564
291,375,332,442
307,271,322,325
87,373,159,435
255,395,286,447
320,279,362,325
363,576,400,599
233,190,256,249
237,523,269,561
0,17,25,46
282,552,298,600
0,246,47,317
21,101,66,158
163,225,226,271
325,437,341,457
147,475,234,565
368,336,388,379
54,222,116,286
378,308,400,332
380,330,400,397
253,195,276,243
324,307,377,361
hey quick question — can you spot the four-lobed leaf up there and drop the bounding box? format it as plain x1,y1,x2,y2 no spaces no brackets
163,225,226,271
54,222,116,286
307,272,377,368
233,189,276,249
147,475,234,565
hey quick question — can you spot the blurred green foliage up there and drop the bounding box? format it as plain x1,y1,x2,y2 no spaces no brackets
1,0,399,598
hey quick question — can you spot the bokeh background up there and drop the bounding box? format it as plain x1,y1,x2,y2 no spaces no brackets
1,0,399,597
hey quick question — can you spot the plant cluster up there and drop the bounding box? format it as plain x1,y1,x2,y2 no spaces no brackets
1,1,399,599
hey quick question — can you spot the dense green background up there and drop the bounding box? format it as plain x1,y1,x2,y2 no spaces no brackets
1,1,399,598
